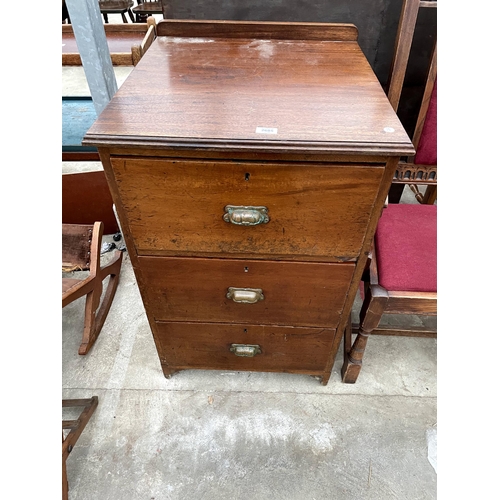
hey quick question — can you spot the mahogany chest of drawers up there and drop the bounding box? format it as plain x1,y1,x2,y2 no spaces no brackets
85,20,414,384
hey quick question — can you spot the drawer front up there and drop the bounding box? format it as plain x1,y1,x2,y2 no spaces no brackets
112,157,384,261
139,256,355,328
155,321,335,373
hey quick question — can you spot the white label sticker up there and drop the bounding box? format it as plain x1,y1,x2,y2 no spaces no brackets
383,127,395,133
256,127,278,134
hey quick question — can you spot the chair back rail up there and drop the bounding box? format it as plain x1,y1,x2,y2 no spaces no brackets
62,223,95,271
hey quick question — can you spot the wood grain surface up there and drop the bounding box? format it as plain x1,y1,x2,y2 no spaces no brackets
84,21,414,156
155,321,335,373
138,256,355,327
155,19,359,40
111,157,385,260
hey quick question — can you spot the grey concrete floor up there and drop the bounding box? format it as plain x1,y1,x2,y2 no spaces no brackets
62,57,437,499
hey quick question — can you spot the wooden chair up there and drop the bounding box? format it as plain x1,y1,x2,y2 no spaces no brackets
133,0,163,23
99,0,135,23
63,222,123,355
63,397,98,500
386,0,437,204
341,0,437,383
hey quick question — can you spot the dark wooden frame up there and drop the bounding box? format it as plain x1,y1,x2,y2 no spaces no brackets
62,397,99,500
62,222,123,355
386,0,437,204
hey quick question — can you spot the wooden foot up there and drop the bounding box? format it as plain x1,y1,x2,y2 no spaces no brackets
319,371,331,386
341,284,388,383
341,346,364,383
161,364,179,379
341,314,362,383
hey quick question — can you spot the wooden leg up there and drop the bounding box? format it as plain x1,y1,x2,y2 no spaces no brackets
121,12,127,23
409,184,424,203
62,430,69,500
342,285,388,383
422,185,437,204
79,286,101,355
79,252,123,355
319,370,332,385
128,9,135,22
62,459,69,500
62,397,98,500
103,13,109,23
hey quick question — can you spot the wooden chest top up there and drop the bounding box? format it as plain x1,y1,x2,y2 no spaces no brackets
85,20,414,156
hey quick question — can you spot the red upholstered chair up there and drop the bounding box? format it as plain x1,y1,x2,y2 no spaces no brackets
341,0,437,383
341,203,437,383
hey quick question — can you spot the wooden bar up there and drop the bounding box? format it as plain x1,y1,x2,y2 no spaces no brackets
155,19,359,41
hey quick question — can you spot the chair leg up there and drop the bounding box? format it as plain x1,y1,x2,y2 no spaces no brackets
121,12,127,23
79,286,103,355
342,284,388,383
62,397,99,498
128,9,135,22
103,13,109,23
78,251,123,355
422,185,437,204
62,459,69,500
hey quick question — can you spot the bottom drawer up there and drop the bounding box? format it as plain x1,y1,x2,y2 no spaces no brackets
155,321,335,374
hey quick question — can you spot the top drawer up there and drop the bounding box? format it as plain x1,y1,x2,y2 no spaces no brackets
111,157,384,261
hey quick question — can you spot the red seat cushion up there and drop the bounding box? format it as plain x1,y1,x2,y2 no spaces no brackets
374,203,437,292
414,80,437,165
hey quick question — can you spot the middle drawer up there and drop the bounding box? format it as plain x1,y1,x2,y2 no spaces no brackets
138,256,355,328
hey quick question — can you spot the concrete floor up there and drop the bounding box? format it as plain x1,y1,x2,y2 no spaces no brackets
62,51,437,499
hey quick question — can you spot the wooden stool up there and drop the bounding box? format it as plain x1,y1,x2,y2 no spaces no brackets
99,0,135,23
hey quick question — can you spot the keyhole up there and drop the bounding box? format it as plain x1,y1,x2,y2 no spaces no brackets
244,267,249,272
245,173,250,181
243,329,247,334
